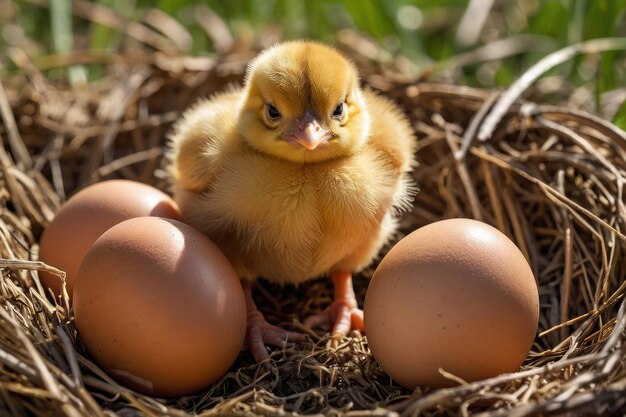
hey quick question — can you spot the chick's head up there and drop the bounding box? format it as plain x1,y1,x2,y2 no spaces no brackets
238,41,370,164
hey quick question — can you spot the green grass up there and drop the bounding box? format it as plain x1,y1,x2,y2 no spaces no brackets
2,0,626,126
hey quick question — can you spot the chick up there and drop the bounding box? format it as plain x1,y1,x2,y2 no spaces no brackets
168,41,416,362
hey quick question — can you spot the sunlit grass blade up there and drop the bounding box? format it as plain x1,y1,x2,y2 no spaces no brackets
50,0,87,84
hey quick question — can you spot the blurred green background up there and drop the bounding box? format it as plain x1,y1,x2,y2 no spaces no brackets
1,0,626,125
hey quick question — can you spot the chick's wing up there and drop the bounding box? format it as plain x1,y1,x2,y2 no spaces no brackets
169,89,242,193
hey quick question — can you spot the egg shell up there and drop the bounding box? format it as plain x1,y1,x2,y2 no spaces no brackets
364,218,539,389
38,180,181,299
74,216,246,397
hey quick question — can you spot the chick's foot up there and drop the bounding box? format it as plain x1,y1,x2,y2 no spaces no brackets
303,271,365,342
243,280,305,363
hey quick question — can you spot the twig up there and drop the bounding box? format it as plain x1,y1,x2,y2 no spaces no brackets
557,170,574,337
0,259,66,279
195,5,235,53
478,38,626,142
442,35,557,70
0,81,32,168
142,8,192,52
455,0,495,47
436,114,483,220
456,92,500,161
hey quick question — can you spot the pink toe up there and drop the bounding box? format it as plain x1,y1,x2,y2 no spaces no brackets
303,312,332,330
351,309,365,332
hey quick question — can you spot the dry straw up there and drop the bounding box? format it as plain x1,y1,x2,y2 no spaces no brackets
0,21,625,417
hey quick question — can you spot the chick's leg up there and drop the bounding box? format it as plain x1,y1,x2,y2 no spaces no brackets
303,271,364,339
243,280,304,363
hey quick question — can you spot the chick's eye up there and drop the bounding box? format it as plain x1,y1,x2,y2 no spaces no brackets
332,103,345,119
266,104,281,121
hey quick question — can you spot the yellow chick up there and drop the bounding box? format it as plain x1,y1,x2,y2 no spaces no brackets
168,40,416,362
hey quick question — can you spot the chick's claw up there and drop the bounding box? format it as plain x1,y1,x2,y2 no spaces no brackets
303,300,365,341
303,270,365,345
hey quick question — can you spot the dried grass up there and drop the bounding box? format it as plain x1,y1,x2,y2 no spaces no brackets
0,29,625,417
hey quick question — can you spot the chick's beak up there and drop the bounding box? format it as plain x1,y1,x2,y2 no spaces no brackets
283,110,331,150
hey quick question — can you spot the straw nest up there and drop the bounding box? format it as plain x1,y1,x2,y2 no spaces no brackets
0,35,625,417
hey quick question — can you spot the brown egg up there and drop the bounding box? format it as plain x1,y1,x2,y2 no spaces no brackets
364,218,539,389
38,180,180,299
74,217,246,397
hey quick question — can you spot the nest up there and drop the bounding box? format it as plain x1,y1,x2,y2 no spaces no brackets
1,37,625,417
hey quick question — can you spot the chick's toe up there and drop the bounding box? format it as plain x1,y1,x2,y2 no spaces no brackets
303,271,364,343
243,281,305,362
